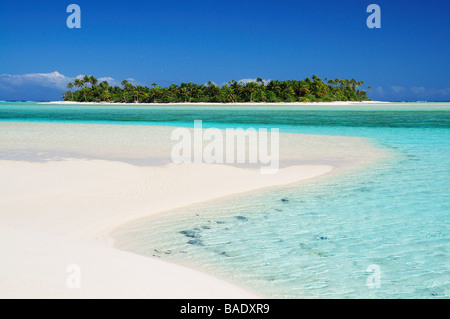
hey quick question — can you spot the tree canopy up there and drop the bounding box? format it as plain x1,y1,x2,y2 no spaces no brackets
63,75,370,103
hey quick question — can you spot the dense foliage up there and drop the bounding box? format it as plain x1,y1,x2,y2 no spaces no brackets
63,75,370,103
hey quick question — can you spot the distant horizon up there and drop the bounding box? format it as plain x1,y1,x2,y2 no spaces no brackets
3,100,450,103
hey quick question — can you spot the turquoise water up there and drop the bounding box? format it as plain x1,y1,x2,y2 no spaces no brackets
1,102,449,298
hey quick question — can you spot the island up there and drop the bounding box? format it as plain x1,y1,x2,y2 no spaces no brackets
63,75,370,103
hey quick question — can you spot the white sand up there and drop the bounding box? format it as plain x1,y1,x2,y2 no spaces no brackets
0,122,386,299
45,101,390,106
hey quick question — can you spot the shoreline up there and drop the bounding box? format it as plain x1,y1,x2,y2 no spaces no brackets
0,122,388,298
10,101,450,105
42,100,391,106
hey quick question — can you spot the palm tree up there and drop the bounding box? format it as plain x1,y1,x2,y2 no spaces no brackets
246,82,258,102
121,80,129,102
100,80,109,88
152,86,162,103
351,79,358,92
81,75,91,102
207,81,220,100
125,83,135,103
221,85,236,103
135,85,145,103
180,87,189,102
186,82,196,100
281,84,295,100
267,80,281,98
89,76,98,88
83,75,90,87
168,84,178,99
74,78,83,89
256,77,264,86
67,82,74,100
100,89,111,102
105,90,111,102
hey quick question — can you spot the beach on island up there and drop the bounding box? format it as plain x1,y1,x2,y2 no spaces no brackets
0,121,387,298
46,101,390,106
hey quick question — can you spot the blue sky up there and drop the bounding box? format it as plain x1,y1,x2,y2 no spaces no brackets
0,0,449,101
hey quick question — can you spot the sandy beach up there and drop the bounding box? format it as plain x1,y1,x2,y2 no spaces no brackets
45,101,390,106
0,122,386,298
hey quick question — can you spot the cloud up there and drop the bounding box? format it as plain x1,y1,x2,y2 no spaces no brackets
0,71,75,100
437,87,450,96
391,86,406,94
369,85,450,101
98,77,118,86
407,86,450,99
411,86,426,95
0,71,137,90
375,86,385,96
0,71,131,101
238,78,271,86
0,71,72,91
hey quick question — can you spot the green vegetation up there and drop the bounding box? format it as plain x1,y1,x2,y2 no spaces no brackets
63,75,370,103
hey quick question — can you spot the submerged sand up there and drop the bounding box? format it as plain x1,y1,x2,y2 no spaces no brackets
0,122,386,298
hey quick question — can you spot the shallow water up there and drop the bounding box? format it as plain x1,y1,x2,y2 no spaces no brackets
1,102,449,298
114,126,450,298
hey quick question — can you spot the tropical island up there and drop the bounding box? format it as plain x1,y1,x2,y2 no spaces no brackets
63,75,371,103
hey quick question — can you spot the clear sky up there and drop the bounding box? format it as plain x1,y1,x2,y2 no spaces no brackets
0,0,449,101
